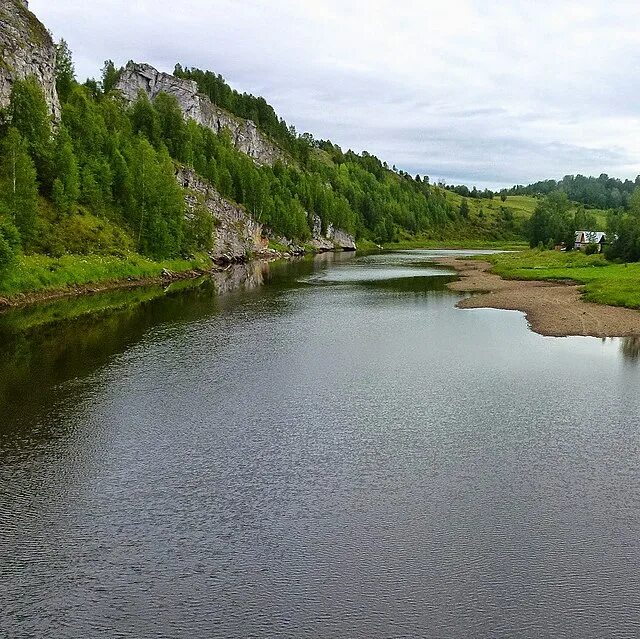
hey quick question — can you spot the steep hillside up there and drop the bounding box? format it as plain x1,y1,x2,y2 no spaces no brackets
0,0,535,301
117,63,285,166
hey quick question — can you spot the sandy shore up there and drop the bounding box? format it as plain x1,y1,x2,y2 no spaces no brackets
434,256,640,338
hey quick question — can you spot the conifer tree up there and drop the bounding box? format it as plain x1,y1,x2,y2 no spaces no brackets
101,60,121,94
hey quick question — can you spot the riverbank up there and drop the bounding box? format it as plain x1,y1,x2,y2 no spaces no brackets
435,254,640,337
0,245,350,310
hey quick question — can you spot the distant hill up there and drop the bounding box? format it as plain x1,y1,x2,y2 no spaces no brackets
504,174,640,210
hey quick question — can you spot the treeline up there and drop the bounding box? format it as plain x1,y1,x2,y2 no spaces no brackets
527,192,600,249
170,63,484,240
0,42,521,272
526,189,640,262
507,174,640,210
444,184,498,200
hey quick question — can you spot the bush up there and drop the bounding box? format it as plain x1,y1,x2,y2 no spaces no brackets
584,243,600,255
0,234,14,270
0,217,20,270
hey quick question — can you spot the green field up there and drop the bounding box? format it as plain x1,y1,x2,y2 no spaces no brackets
484,249,640,309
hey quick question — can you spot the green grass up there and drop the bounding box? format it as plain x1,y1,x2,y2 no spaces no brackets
268,239,291,253
484,249,640,309
443,191,610,231
0,252,212,298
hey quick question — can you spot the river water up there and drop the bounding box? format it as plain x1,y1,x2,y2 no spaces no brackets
1,250,639,638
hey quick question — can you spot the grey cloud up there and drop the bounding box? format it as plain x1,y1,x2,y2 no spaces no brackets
29,0,640,189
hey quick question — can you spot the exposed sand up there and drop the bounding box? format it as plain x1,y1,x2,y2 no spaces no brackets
434,256,640,338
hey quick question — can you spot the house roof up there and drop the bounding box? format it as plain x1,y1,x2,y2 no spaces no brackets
575,230,606,244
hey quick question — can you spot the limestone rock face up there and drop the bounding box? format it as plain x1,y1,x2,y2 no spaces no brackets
177,167,267,263
0,0,60,119
117,62,285,166
328,225,357,251
308,214,357,251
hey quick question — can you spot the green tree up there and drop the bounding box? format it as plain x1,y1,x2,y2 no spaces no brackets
8,77,52,188
528,191,574,248
130,92,160,147
606,187,640,261
101,60,121,94
459,198,469,218
51,125,80,214
0,128,39,243
128,137,184,258
0,213,21,270
154,92,186,160
55,39,76,103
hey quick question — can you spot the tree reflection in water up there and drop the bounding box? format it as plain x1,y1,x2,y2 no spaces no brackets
621,336,640,361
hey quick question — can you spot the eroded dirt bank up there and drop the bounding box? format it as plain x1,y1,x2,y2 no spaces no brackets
434,256,640,338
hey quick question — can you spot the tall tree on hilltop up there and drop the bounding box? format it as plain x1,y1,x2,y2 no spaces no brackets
101,60,121,95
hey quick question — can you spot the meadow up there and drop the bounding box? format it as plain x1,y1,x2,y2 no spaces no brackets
485,249,640,309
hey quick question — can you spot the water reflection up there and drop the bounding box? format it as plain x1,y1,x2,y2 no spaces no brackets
621,335,640,361
0,255,354,432
2,250,640,639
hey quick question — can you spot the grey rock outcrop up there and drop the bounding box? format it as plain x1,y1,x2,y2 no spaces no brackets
117,62,285,166
0,0,60,119
177,167,267,263
328,225,357,251
308,214,356,251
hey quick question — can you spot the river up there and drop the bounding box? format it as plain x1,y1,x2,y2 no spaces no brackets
1,250,639,638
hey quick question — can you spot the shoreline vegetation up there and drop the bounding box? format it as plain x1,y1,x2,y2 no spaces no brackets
436,251,640,338
4,244,640,336
0,247,294,309
0,237,521,310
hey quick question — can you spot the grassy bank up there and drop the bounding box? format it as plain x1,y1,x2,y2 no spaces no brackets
484,249,640,309
0,253,212,299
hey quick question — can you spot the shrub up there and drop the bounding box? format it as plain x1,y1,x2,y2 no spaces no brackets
0,217,21,270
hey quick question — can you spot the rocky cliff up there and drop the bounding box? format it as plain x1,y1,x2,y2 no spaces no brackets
177,168,355,261
309,215,357,251
177,167,267,263
0,2,356,261
117,63,285,166
0,0,60,118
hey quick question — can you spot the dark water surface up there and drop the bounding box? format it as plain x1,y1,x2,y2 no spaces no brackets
1,250,639,638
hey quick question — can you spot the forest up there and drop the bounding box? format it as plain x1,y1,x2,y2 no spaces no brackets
2,38,640,293
506,173,640,210
1,45,500,279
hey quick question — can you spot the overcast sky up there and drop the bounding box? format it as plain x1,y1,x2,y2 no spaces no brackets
30,0,640,189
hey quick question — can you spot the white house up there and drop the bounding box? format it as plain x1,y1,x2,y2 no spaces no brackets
574,230,607,251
